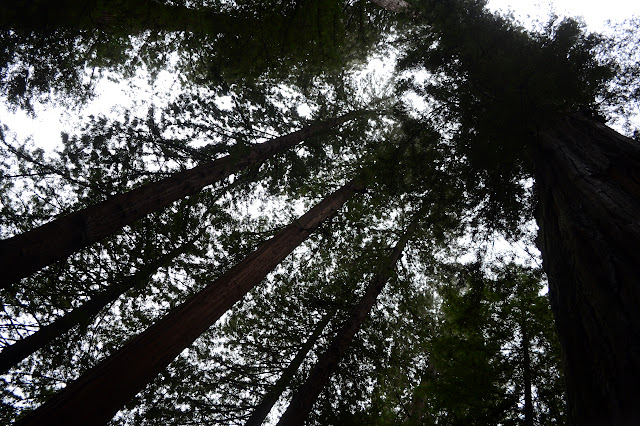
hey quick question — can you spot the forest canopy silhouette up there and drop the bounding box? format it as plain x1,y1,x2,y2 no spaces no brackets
1,1,639,425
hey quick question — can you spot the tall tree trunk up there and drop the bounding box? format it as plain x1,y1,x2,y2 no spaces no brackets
244,310,335,426
0,0,242,33
277,219,418,425
16,180,362,426
535,113,640,426
521,323,533,426
0,112,360,288
401,364,437,425
0,236,197,374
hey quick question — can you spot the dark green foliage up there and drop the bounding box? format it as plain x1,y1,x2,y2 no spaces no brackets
397,0,616,237
0,0,393,108
350,263,565,425
3,0,638,424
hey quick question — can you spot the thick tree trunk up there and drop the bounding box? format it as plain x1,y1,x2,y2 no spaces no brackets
0,0,241,33
0,113,359,288
244,310,334,426
535,113,640,426
16,179,362,426
0,237,195,374
277,220,417,425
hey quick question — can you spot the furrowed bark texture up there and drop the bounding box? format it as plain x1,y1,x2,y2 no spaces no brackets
0,239,194,374
277,221,416,425
535,113,640,426
0,113,358,288
244,310,334,426
16,180,362,426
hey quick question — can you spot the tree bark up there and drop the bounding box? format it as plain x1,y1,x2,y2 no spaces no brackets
535,113,640,426
244,310,334,426
0,237,196,374
0,0,241,33
16,179,362,426
277,219,418,425
0,112,360,288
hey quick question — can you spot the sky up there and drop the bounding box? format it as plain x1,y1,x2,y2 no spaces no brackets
487,0,640,31
1,0,639,152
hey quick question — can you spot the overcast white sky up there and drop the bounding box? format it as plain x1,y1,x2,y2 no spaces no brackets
488,0,640,30
2,1,639,152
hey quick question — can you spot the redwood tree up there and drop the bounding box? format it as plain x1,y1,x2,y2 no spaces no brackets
277,217,418,425
536,114,640,425
394,1,640,423
16,179,362,426
244,310,335,426
0,112,360,288
0,233,199,374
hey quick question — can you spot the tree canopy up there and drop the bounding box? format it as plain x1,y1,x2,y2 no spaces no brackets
1,0,639,425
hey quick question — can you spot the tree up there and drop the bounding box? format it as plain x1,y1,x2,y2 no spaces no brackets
16,179,362,426
2,1,639,424
333,262,564,425
245,309,335,426
0,112,362,287
0,231,199,374
393,1,640,422
535,113,640,425
277,215,419,425
0,1,389,108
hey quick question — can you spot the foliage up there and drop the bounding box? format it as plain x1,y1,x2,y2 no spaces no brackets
349,262,565,425
1,0,638,424
397,0,617,237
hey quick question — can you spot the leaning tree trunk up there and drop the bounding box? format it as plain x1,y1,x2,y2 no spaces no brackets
277,219,418,425
16,179,362,426
535,112,640,426
0,235,197,374
0,112,360,288
244,309,335,426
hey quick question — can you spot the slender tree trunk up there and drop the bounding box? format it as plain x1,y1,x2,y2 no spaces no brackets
0,112,360,288
277,219,418,425
535,113,640,426
17,179,362,426
0,237,196,374
244,310,335,426
401,364,437,425
0,0,242,33
521,324,533,426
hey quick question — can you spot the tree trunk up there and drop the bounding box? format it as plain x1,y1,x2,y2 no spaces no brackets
521,324,533,426
16,179,362,426
0,112,360,288
244,310,335,426
0,0,241,33
277,219,417,425
535,113,640,426
0,237,196,374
